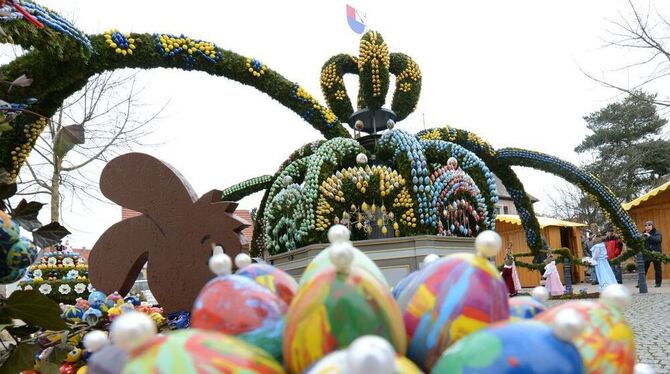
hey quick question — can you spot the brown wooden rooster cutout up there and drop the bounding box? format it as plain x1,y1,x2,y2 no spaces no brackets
89,153,249,313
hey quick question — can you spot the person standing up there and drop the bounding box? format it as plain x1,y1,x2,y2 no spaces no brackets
586,236,618,290
543,252,564,296
605,227,623,284
642,220,663,287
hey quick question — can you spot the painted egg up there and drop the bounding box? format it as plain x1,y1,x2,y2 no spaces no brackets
62,305,84,323
535,301,635,374
123,329,285,374
431,321,583,374
391,270,419,300
283,267,406,373
191,275,286,360
236,263,298,305
59,362,77,374
65,347,82,363
300,245,388,288
397,253,509,370
508,296,546,320
306,349,422,374
88,291,107,309
0,211,19,247
0,266,25,284
6,240,38,269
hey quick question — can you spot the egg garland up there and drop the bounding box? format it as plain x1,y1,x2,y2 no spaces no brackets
0,211,38,284
15,1,93,50
104,29,136,56
154,33,222,69
246,57,267,77
290,83,340,128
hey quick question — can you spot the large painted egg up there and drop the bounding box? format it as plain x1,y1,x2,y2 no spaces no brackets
535,301,635,373
0,211,19,247
236,263,298,305
397,253,509,370
88,291,107,310
191,275,286,360
6,240,37,269
508,296,546,320
62,305,84,323
284,267,406,373
391,270,419,300
123,329,286,374
299,245,388,288
431,320,584,373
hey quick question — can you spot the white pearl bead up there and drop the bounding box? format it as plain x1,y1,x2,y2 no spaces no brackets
356,153,368,165
347,335,395,374
422,254,439,268
475,230,502,257
551,308,585,341
82,330,109,353
209,247,232,276
234,253,252,269
109,312,157,352
600,284,632,311
531,286,550,303
329,243,354,273
634,363,656,374
328,224,350,244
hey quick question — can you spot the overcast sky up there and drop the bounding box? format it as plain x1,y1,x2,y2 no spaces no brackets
20,0,669,247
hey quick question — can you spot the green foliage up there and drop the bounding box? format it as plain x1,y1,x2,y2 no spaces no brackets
389,53,422,121
10,199,44,231
626,262,637,272
3,290,67,331
357,31,390,111
576,91,670,201
0,342,39,374
220,175,273,202
320,54,357,121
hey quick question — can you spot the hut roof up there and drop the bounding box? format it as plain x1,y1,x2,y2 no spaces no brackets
622,180,670,211
496,214,586,229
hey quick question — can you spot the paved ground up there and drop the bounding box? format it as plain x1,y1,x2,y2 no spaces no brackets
543,277,670,374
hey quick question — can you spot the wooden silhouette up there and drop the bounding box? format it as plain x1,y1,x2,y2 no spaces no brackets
89,153,249,313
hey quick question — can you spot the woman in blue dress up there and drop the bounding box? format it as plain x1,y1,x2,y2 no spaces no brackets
586,236,618,290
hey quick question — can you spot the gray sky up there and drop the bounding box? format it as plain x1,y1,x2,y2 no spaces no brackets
23,0,669,247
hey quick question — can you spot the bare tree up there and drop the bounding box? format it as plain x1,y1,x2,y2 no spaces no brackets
586,0,670,109
546,182,604,226
16,71,162,223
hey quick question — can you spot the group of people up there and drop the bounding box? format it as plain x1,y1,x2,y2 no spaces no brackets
500,220,663,297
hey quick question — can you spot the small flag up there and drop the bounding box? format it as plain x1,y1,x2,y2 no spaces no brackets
346,5,366,34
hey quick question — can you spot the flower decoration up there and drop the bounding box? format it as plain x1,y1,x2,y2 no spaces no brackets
87,283,95,292
104,29,136,55
33,269,42,278
74,283,87,294
39,283,52,295
245,58,267,77
59,284,71,294
66,269,79,279
62,257,74,267
47,257,57,266
154,33,221,69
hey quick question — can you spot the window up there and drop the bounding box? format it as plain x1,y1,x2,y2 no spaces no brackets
503,206,509,214
495,206,501,214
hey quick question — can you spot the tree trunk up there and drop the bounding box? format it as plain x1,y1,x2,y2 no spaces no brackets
50,157,62,223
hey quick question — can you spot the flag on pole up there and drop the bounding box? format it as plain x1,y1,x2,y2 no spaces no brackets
346,5,366,34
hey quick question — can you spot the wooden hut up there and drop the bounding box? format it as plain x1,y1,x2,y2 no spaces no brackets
494,214,586,287
623,181,670,281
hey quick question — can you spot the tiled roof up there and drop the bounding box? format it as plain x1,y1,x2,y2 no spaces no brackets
494,174,539,203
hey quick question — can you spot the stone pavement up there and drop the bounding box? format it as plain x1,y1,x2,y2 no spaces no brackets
544,278,670,374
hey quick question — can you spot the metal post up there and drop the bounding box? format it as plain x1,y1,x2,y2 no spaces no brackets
636,252,648,293
563,257,572,293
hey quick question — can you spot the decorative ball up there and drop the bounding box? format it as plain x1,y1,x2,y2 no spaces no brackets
106,291,123,304
59,363,77,374
88,291,107,310
327,224,350,244
329,242,354,273
123,329,285,374
109,312,157,352
355,119,364,130
474,230,502,257
236,263,298,305
386,119,395,129
123,295,140,306
283,175,293,187
82,308,103,326
6,240,37,269
234,253,252,269
356,153,368,165
347,335,396,374
601,284,632,312
551,308,585,341
432,320,584,373
62,305,84,323
535,301,635,373
284,266,406,373
391,270,419,300
531,286,550,303
397,253,509,370
65,347,82,363
208,250,231,276
422,254,439,267
191,274,287,359
0,212,20,247
508,296,546,320
75,366,87,374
